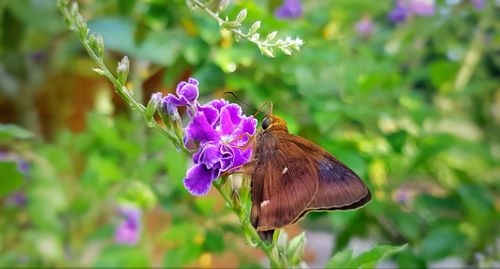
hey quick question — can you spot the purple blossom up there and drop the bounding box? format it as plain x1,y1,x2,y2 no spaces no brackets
355,17,375,37
161,97,180,122
162,78,257,196
274,0,303,19
164,78,199,108
471,0,484,10
388,0,435,23
184,99,257,196
114,206,141,245
408,0,435,16
6,192,27,207
388,1,409,23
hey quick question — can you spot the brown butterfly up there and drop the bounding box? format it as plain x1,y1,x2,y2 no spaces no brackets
240,112,371,242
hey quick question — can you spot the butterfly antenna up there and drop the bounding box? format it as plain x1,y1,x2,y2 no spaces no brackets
223,92,269,117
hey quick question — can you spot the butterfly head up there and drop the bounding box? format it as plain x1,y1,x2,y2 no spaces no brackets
261,115,288,132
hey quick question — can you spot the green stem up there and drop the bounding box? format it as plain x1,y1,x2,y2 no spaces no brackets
189,0,285,49
453,9,490,92
58,5,190,156
213,181,282,268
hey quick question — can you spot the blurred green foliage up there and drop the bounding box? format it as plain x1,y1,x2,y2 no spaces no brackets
1,0,499,267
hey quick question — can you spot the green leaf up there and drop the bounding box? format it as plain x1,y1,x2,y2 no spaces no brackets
0,124,33,141
93,245,150,267
204,230,225,253
326,248,354,268
353,244,408,268
418,225,466,261
326,244,407,269
0,161,24,197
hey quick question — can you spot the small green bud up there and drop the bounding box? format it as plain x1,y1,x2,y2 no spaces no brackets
92,67,106,76
250,33,260,42
280,47,292,55
94,35,104,59
266,31,277,42
117,56,130,85
248,21,261,35
229,173,243,192
276,230,289,253
145,92,162,124
259,45,275,58
236,8,247,23
69,2,79,17
75,14,88,39
217,0,231,14
221,20,241,29
287,232,306,266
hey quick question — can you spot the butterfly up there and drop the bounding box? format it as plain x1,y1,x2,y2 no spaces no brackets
240,112,371,242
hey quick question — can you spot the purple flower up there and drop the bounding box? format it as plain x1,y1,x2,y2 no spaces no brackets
408,0,435,16
114,206,141,245
274,0,303,19
355,17,375,37
164,78,199,108
388,0,435,23
6,192,27,207
183,99,257,196
471,0,484,10
388,1,408,23
161,98,181,122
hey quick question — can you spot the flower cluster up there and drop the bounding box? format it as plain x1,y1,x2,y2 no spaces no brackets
275,0,303,19
388,0,435,23
114,206,142,245
355,17,375,37
154,78,257,196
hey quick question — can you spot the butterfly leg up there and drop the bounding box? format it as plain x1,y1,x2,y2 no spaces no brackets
221,160,256,177
226,133,256,152
253,101,273,117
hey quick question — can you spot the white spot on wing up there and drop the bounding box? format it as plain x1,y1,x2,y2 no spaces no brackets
260,200,270,208
282,167,288,175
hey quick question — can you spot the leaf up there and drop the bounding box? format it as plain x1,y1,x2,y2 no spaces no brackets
326,244,407,268
353,244,408,268
326,248,354,268
0,124,33,141
93,245,150,267
0,161,24,197
418,225,466,261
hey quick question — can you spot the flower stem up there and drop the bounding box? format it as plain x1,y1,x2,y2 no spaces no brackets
58,2,190,155
213,181,282,268
188,0,302,54
453,8,491,92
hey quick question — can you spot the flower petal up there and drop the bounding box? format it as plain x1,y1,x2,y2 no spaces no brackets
207,99,229,112
185,112,220,144
165,94,189,107
231,116,257,146
179,84,199,103
184,163,214,196
114,221,139,245
220,104,243,136
198,103,220,127
275,0,303,19
199,143,223,169
219,145,235,171
232,147,252,168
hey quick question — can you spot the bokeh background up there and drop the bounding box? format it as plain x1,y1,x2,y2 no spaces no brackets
1,0,499,267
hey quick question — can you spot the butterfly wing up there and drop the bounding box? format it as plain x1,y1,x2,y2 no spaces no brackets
277,132,371,211
250,131,319,233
